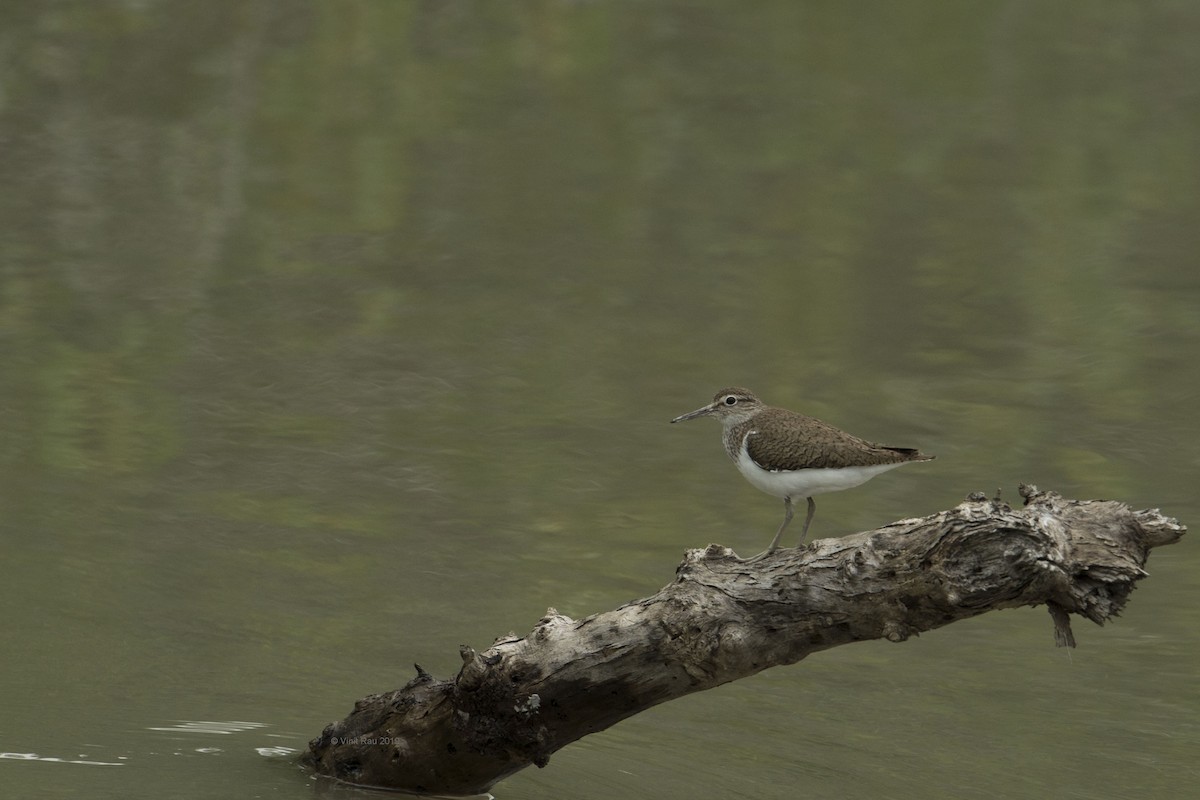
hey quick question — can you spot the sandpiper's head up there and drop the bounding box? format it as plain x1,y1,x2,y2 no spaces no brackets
670,387,764,426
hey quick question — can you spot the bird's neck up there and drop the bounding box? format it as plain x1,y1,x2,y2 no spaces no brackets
721,414,760,461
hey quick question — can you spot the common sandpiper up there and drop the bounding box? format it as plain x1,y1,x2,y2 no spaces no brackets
671,387,934,553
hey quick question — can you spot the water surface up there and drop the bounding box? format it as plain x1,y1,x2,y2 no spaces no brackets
2,3,1197,799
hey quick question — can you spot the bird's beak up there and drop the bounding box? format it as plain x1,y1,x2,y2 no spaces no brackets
670,402,717,423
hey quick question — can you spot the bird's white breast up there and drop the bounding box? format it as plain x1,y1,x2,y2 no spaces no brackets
733,437,910,499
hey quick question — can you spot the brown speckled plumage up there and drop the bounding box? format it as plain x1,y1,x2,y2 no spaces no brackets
727,407,931,471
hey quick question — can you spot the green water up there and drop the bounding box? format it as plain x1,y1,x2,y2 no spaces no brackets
2,3,1197,799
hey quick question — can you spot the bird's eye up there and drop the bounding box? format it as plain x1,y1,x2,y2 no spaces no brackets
724,396,738,406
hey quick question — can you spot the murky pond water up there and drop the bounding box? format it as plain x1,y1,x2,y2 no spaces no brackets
3,3,1197,799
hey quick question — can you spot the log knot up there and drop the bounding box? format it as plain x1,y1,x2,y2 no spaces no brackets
883,621,914,642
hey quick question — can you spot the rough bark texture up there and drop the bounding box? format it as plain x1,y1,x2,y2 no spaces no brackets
302,486,1185,795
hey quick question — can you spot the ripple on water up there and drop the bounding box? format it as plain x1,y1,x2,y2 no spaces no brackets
0,752,125,766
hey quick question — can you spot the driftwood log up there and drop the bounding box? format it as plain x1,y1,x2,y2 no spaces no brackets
302,486,1184,795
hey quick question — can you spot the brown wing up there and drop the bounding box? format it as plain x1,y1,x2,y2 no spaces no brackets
744,408,931,471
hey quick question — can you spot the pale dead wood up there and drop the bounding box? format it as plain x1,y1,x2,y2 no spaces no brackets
302,486,1184,795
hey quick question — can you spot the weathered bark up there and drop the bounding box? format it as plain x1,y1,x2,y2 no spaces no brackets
303,486,1184,795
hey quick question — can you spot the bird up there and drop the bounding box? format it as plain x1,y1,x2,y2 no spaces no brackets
671,387,934,553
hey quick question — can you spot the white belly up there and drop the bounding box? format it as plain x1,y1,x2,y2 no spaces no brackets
734,448,909,499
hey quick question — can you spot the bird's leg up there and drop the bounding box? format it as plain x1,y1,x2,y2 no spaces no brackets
795,496,816,547
765,496,795,553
